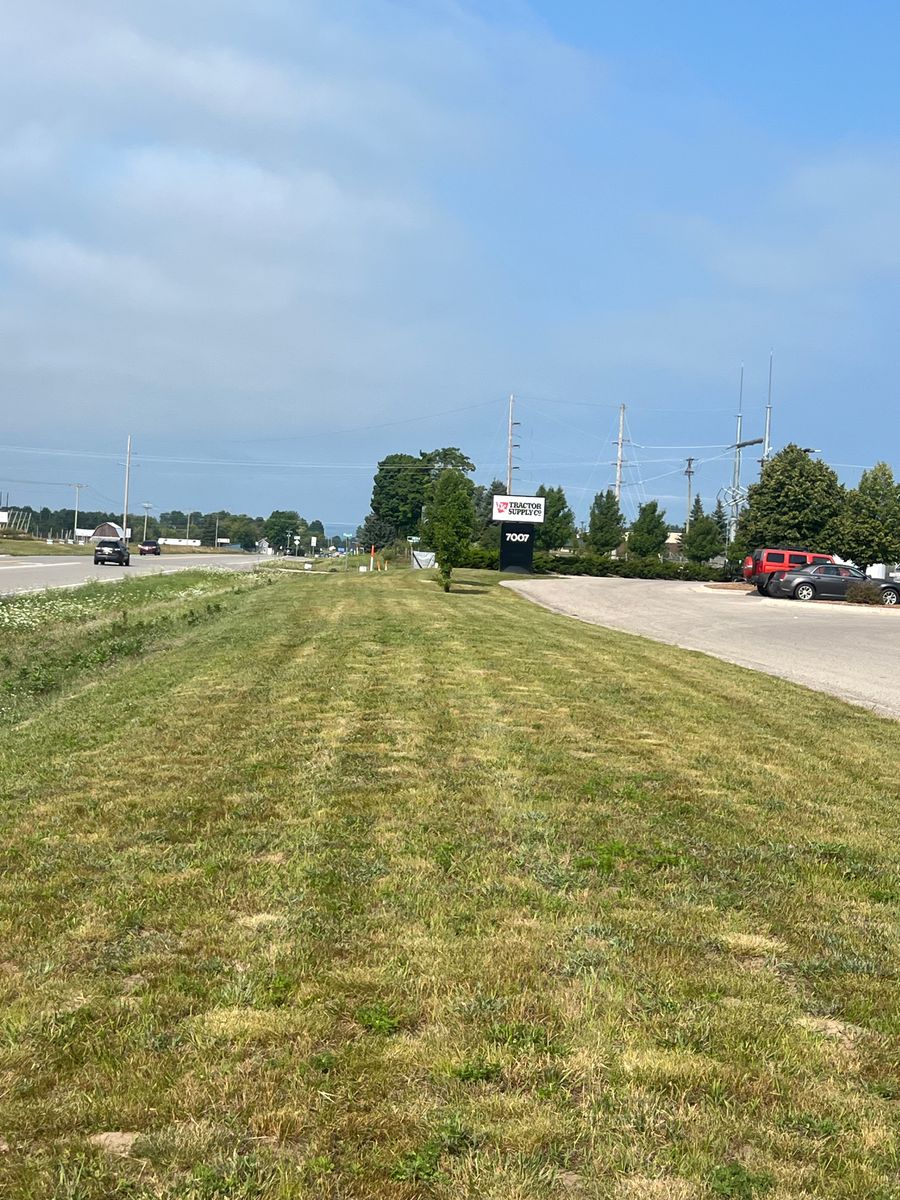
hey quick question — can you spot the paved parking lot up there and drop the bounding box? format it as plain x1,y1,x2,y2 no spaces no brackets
505,576,900,719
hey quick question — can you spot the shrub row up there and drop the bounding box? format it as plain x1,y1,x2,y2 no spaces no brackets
450,545,727,581
532,554,728,581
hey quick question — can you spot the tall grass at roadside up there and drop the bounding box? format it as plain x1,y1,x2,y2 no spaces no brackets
0,569,269,724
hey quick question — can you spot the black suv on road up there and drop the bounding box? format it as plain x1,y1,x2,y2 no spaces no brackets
94,538,131,566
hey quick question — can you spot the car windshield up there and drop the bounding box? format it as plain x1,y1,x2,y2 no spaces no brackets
97,540,120,548
142,540,158,545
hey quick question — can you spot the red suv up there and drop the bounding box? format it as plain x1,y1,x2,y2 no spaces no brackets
743,548,835,595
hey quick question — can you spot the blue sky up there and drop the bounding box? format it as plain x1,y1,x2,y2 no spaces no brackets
0,0,897,530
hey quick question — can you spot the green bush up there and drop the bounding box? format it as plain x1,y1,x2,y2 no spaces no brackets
450,544,727,581
846,580,884,605
455,544,500,570
533,553,726,582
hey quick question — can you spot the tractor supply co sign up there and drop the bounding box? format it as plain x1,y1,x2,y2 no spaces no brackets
491,495,546,524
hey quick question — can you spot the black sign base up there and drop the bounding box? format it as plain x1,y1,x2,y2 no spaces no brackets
499,522,536,573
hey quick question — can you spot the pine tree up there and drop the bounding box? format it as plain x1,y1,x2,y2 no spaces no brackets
839,463,900,569
681,514,725,563
628,501,668,558
587,489,625,555
535,485,576,550
713,498,728,540
687,495,704,529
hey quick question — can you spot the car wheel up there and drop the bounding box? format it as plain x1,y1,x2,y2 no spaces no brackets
794,583,815,602
124,556,131,567
756,582,767,595
881,588,899,606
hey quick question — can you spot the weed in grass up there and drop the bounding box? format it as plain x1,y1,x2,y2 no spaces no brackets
391,1116,478,1183
782,1113,841,1139
573,839,636,873
710,1163,774,1197
451,1057,503,1083
186,1153,280,1199
355,1000,401,1035
309,1050,337,1074
487,1022,567,1056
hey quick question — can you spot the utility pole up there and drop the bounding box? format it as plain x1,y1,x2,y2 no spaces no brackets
505,393,519,494
71,483,86,544
684,458,695,531
122,434,132,543
186,511,191,542
614,403,626,502
142,501,152,541
214,513,219,548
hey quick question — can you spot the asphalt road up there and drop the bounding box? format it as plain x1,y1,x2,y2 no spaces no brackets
505,576,900,720
0,553,257,596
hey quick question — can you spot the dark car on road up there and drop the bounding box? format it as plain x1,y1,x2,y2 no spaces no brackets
139,539,161,556
772,562,899,605
94,538,130,567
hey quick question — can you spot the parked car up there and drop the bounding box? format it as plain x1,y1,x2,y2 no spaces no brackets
772,563,899,604
139,539,161,556
94,538,130,566
743,547,835,594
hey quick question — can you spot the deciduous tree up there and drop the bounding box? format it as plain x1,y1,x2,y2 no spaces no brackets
263,510,301,553
422,469,475,591
733,445,844,560
839,462,900,569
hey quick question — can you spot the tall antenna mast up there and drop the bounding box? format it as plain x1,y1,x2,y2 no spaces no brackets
505,393,519,493
614,403,626,502
763,350,774,463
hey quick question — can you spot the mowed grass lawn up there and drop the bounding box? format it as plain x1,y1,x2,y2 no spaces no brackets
0,570,898,1199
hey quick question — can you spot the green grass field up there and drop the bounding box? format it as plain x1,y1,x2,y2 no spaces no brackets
0,570,897,1198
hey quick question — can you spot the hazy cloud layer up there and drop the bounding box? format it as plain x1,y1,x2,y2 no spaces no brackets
1,1,899,521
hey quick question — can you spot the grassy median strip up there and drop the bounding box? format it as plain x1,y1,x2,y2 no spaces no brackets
0,570,897,1199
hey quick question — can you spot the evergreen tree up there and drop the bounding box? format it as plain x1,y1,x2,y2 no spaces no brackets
687,495,704,529
713,498,728,540
839,463,900,569
587,489,625,555
733,445,844,560
628,501,668,558
370,454,429,539
356,513,396,551
422,469,475,592
681,513,725,563
535,485,576,550
471,479,506,548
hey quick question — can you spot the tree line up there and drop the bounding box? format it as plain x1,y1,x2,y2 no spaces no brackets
360,441,900,583
357,445,730,567
7,505,335,553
